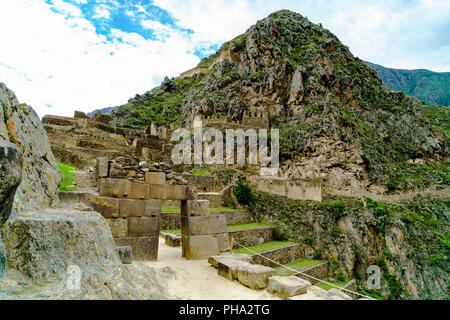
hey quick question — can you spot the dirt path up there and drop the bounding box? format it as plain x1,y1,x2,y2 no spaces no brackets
142,238,280,300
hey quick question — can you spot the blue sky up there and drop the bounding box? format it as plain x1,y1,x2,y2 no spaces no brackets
0,0,449,117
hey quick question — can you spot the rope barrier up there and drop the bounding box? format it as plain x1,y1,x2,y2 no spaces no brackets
231,239,375,300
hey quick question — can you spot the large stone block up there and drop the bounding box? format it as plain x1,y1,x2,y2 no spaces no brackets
91,196,120,218
180,200,197,217
194,199,210,216
119,199,145,218
187,215,227,236
144,199,162,217
129,182,150,200
217,259,250,281
237,264,277,290
107,218,128,238
96,157,109,178
267,276,311,299
144,172,166,185
214,233,230,253
114,236,159,261
182,235,219,260
127,216,160,237
74,171,93,189
98,178,131,198
148,185,194,200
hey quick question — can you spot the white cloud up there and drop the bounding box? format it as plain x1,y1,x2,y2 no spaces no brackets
0,0,448,119
0,0,198,117
92,4,112,20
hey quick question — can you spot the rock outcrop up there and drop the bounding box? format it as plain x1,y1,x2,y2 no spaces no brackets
0,209,174,299
0,83,60,213
111,10,447,194
0,141,23,226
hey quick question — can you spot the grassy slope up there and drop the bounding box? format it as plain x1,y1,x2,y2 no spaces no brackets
57,161,76,191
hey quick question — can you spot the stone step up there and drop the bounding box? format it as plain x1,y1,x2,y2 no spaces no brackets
160,209,254,229
233,241,303,268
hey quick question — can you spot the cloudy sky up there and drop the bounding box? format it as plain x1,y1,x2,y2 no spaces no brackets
0,0,449,117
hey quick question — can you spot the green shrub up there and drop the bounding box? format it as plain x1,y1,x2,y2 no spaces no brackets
235,181,254,205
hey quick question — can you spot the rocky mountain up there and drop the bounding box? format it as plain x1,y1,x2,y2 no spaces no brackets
111,10,448,194
365,61,450,107
0,83,60,213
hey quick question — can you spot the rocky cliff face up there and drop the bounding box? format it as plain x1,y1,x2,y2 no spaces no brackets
0,83,60,213
112,10,447,194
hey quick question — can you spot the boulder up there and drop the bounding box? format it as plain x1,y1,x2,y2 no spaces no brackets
0,83,60,213
237,264,277,290
267,276,311,299
0,141,23,226
0,209,171,299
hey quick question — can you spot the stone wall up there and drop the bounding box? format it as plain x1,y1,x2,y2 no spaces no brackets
295,262,331,285
251,244,303,268
249,176,322,202
228,226,274,247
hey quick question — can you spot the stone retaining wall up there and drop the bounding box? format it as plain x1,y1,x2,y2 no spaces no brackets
295,261,330,285
250,244,303,268
228,227,273,247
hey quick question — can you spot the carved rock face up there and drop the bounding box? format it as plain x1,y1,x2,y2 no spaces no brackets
0,140,23,226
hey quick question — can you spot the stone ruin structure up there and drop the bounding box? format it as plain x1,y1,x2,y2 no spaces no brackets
68,156,229,261
42,111,173,169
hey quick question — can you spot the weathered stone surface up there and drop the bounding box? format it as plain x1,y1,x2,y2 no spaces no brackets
144,172,166,185
117,246,132,264
267,276,311,299
73,171,93,189
237,264,277,290
208,253,253,268
107,218,128,238
215,233,230,252
187,215,227,235
0,83,60,213
148,185,194,200
127,216,160,237
217,259,249,281
194,199,210,216
0,209,171,299
96,157,109,178
114,236,159,261
129,182,150,199
144,199,162,217
165,233,181,247
119,199,145,218
98,178,130,198
182,235,219,260
0,141,23,226
91,196,120,219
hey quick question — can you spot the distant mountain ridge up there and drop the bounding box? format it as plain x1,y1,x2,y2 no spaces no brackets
364,61,450,106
